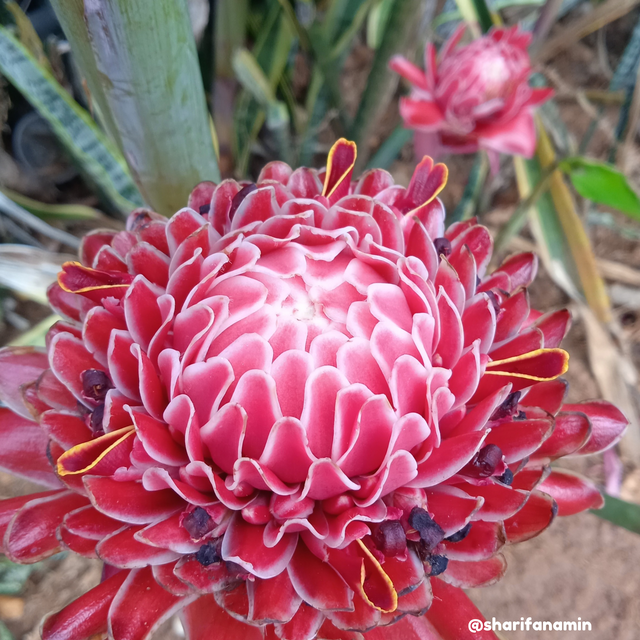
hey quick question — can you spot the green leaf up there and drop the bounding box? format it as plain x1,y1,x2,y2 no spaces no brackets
0,556,38,595
366,125,412,170
50,0,220,216
454,0,494,34
592,493,640,534
350,0,421,168
9,314,60,347
232,48,278,107
0,187,100,221
0,25,142,215
366,0,394,49
449,152,490,224
560,157,640,219
0,621,14,640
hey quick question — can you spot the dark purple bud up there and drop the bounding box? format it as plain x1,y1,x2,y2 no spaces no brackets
445,522,472,543
90,403,105,434
433,237,452,258
195,539,222,566
426,554,448,577
373,521,407,557
199,204,211,215
229,184,258,220
81,370,112,402
408,507,445,552
497,468,514,486
463,444,504,478
127,209,155,231
486,291,501,315
490,391,521,421
182,507,215,540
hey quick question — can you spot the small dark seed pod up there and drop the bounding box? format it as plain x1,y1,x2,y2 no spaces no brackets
195,539,222,566
445,522,472,543
497,468,514,486
427,554,449,577
433,237,452,258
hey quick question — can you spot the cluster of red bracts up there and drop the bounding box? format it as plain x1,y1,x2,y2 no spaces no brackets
0,140,627,640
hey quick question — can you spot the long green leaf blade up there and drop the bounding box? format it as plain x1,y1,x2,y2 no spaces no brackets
592,494,640,534
51,0,220,215
0,25,142,214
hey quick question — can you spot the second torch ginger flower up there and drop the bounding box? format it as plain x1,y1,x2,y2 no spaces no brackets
390,26,553,170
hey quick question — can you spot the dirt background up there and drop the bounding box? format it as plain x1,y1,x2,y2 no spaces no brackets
3,7,640,640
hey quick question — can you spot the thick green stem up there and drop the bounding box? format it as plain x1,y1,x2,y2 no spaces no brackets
51,0,220,215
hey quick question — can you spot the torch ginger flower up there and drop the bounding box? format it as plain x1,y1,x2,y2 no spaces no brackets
390,26,553,170
0,139,626,640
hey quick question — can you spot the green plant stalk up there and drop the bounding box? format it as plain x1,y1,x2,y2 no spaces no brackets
494,160,557,253
536,122,612,323
47,0,123,150
449,152,490,224
350,0,421,169
365,125,412,170
51,0,220,215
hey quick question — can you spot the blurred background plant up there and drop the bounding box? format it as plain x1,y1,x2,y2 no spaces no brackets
3,0,640,635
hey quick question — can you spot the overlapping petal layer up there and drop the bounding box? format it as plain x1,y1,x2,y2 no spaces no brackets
0,140,626,640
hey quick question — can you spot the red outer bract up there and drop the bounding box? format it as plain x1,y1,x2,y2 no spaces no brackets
0,139,626,640
390,26,553,170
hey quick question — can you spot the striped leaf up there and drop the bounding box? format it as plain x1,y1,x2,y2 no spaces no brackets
0,24,142,215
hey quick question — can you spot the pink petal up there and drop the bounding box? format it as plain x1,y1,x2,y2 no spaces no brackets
201,404,245,474
222,513,297,579
247,570,302,624
42,570,129,640
399,97,445,129
410,431,488,487
108,566,194,640
84,477,185,525
275,602,324,640
538,468,604,516
427,577,499,640
424,486,481,537
259,417,315,484
231,370,282,459
441,555,507,588
0,347,48,418
97,525,180,568
301,366,350,459
182,595,264,640
565,400,628,455
0,408,60,487
4,490,87,562
503,490,556,543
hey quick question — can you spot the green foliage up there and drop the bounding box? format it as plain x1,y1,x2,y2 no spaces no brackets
592,494,640,534
0,556,38,595
0,24,142,215
50,0,220,215
560,157,640,219
366,125,412,170
0,187,99,221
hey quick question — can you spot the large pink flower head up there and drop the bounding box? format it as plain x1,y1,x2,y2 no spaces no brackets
390,26,553,167
0,140,627,640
